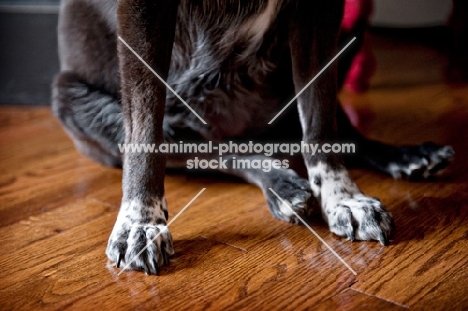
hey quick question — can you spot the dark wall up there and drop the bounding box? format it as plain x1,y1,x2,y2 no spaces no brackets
0,4,59,105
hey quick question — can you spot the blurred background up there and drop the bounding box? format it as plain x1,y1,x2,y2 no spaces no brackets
0,0,59,105
0,0,461,105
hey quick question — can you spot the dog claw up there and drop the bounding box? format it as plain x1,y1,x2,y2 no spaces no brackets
153,259,160,275
381,219,395,246
117,253,123,268
162,244,169,266
107,220,174,275
378,233,388,246
345,226,355,242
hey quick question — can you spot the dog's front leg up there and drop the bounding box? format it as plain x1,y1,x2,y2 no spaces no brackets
106,0,179,274
288,1,393,244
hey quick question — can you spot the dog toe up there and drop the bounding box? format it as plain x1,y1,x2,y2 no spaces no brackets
328,196,394,245
106,223,173,274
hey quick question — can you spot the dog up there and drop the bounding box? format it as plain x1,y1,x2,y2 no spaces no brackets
52,0,454,274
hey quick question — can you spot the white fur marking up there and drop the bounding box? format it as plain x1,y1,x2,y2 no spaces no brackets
307,162,359,206
278,200,294,217
307,162,393,243
119,199,167,223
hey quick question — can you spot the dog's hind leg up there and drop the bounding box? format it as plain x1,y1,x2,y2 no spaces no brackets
336,103,455,179
332,6,455,179
52,0,124,167
52,71,124,167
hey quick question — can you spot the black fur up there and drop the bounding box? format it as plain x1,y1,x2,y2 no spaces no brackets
52,0,454,274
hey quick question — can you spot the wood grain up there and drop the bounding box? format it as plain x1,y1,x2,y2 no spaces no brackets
1,33,467,310
314,289,407,311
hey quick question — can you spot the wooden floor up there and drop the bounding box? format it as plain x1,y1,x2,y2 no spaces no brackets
1,34,468,310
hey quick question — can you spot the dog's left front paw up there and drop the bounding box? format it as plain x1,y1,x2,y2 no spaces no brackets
326,195,394,245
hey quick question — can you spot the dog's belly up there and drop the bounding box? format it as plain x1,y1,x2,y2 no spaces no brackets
164,0,292,141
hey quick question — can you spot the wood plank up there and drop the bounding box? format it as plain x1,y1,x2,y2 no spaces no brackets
1,33,468,310
314,289,407,310
341,36,468,309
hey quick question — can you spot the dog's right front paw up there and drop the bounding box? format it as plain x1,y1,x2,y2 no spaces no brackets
106,219,174,275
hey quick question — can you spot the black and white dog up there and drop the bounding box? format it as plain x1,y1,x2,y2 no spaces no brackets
52,0,454,274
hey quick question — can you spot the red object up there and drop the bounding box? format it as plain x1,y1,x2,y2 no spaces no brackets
342,0,376,93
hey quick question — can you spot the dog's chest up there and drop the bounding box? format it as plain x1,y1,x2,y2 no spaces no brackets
167,0,289,139
175,0,283,59
238,0,280,49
